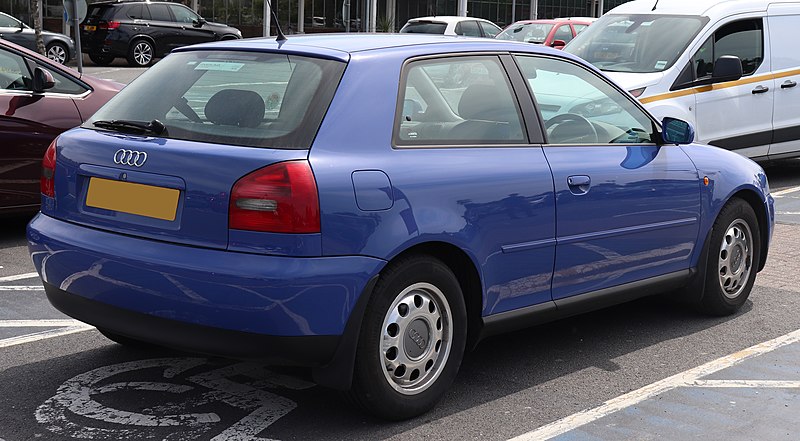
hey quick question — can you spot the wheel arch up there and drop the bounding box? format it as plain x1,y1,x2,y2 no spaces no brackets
127,35,158,55
312,240,485,391
727,188,770,272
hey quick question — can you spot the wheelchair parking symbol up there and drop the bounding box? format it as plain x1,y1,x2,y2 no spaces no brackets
35,357,315,440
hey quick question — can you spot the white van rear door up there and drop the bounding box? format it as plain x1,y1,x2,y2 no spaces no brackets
767,3,800,159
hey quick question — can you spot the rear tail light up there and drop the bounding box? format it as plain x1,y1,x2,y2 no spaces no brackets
99,21,120,30
41,139,57,197
229,160,320,233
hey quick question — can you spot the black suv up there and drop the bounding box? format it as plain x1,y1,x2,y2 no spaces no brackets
81,0,241,67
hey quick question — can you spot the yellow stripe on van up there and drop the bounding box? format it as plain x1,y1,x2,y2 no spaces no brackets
639,68,800,104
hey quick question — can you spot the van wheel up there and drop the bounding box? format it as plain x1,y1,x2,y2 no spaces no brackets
89,53,114,66
348,255,467,420
127,39,154,67
700,198,761,316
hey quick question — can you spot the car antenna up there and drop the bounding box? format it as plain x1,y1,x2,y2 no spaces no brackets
651,0,660,11
265,0,287,42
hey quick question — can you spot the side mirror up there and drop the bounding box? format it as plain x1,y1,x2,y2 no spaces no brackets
661,117,694,145
711,55,743,83
17,19,24,32
193,17,207,27
551,39,566,49
32,67,55,94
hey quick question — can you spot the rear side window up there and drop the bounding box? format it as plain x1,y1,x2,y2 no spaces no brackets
395,56,525,146
400,21,447,34
479,21,501,37
86,51,345,149
147,4,172,22
456,21,482,37
126,4,150,20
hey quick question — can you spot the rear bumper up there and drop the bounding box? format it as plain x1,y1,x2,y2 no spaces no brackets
27,214,386,361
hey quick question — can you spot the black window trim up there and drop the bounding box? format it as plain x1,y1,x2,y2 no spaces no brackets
392,51,536,149
509,52,663,147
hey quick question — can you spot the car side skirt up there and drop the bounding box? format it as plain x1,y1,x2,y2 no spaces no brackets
479,268,694,340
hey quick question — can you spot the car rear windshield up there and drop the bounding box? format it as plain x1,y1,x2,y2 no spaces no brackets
401,21,447,34
85,51,346,149
84,5,116,21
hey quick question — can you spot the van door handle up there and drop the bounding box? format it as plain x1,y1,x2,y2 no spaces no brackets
752,85,770,94
781,80,797,89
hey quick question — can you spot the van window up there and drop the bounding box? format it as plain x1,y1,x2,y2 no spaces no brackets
692,19,763,78
566,14,709,73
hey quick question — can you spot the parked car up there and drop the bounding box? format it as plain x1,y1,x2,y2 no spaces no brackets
565,0,800,161
28,34,773,420
0,11,76,64
496,18,593,49
400,16,502,37
0,38,121,215
80,0,242,67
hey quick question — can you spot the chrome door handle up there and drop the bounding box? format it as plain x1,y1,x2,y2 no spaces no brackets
781,80,797,89
752,85,770,94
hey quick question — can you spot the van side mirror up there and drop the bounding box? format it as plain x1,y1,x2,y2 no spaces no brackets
712,55,743,83
32,67,55,94
661,117,694,145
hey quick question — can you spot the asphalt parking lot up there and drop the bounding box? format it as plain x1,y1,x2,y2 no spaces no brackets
1,64,799,440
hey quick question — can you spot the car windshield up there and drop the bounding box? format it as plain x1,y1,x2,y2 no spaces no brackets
565,14,708,73
400,21,447,34
85,51,345,149
496,23,554,43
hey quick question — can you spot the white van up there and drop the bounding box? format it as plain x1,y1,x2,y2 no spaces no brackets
566,0,800,161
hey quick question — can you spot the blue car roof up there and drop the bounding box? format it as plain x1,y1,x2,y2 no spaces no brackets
173,34,574,63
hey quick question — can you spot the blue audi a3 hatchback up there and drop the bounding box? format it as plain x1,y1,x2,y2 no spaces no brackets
28,34,774,419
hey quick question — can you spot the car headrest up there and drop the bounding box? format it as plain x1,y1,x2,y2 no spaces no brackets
204,89,265,128
457,83,511,121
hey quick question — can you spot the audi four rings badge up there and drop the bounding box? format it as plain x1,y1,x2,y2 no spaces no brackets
114,149,147,167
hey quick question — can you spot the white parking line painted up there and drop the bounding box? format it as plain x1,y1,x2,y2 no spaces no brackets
0,319,89,327
0,285,44,291
689,379,800,388
770,185,800,197
0,272,39,282
0,326,93,349
508,328,800,441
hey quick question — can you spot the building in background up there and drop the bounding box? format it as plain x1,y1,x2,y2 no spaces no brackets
1,0,631,38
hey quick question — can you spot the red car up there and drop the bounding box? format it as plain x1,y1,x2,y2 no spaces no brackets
496,18,594,49
0,39,122,214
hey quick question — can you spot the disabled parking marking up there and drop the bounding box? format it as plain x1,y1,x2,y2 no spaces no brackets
508,328,800,441
36,357,315,440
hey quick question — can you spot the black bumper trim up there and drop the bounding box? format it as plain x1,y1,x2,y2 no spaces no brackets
44,282,339,366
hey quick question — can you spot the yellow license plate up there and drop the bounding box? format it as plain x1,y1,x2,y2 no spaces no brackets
86,177,179,221
84,25,96,31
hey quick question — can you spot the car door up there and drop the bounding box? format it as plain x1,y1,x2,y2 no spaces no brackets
692,18,772,158
389,54,556,315
767,4,800,158
167,4,216,47
0,14,34,51
514,54,701,300
144,3,178,54
0,46,83,210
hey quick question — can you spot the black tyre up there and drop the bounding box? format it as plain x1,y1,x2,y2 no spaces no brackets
700,198,761,315
46,42,69,64
348,255,467,420
88,53,115,66
127,39,154,67
98,328,159,349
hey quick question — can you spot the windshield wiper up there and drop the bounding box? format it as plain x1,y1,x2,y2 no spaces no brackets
93,119,167,135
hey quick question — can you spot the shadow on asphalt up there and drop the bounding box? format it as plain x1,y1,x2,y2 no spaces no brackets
0,213,35,248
